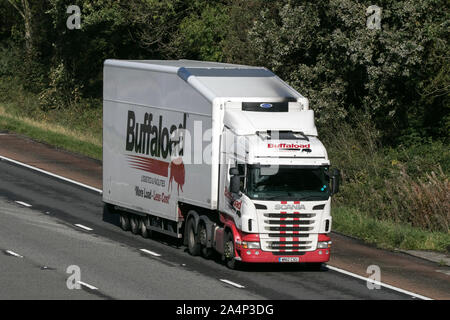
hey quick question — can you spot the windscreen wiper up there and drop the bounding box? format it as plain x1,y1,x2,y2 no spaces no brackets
298,195,328,201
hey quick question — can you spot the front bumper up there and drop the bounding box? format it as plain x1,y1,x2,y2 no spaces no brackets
237,247,330,263
221,213,331,264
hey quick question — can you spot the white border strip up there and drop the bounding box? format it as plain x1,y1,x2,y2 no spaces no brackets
219,279,245,289
140,249,161,257
326,265,432,300
15,201,32,207
0,155,102,194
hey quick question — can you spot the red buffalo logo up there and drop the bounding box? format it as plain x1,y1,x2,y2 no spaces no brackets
233,200,242,210
168,157,185,195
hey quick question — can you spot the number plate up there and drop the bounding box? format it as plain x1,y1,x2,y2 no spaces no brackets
279,257,299,263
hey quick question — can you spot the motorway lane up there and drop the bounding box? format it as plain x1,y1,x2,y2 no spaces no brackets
0,244,100,300
0,160,412,299
0,197,261,300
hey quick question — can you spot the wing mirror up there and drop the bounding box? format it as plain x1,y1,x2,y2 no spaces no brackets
330,169,341,195
229,167,241,194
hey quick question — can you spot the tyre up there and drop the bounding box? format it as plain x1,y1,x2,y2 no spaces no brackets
140,217,151,238
130,215,140,235
198,222,213,259
120,213,130,231
187,218,201,256
224,231,240,270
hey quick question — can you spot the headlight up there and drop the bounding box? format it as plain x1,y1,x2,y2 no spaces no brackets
242,241,260,249
317,241,332,249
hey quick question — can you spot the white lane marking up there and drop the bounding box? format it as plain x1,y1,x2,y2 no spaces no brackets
219,279,245,289
15,201,32,207
74,224,93,231
0,155,102,194
5,250,24,258
326,265,432,300
77,281,98,290
140,249,161,257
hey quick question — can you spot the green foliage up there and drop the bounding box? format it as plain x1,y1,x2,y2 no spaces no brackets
323,113,449,233
46,0,139,99
235,0,449,142
174,2,230,61
38,62,83,110
1,0,445,139
0,76,102,142
0,45,20,77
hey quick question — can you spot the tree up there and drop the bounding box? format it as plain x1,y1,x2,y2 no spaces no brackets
172,1,230,61
236,0,449,142
5,0,34,56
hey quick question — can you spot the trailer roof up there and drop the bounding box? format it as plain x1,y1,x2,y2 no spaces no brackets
105,59,305,103
127,60,254,69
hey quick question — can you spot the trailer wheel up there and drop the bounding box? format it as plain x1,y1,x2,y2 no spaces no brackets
130,215,140,235
120,213,130,231
224,231,240,270
187,218,201,256
140,217,151,239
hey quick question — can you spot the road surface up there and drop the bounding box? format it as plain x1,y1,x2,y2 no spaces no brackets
0,159,417,300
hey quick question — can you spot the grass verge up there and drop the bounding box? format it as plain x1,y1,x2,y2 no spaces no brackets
0,105,101,160
333,206,450,252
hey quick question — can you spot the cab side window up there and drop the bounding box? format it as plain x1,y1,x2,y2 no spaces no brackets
236,162,246,192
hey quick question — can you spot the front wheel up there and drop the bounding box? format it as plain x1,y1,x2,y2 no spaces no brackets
224,231,240,270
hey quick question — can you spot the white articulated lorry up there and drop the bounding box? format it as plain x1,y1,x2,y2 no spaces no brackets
103,60,340,268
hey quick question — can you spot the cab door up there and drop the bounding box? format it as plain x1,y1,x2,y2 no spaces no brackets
218,128,246,219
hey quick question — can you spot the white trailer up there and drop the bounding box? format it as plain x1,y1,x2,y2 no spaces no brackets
103,60,340,268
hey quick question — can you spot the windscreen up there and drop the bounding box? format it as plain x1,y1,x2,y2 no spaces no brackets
246,165,330,201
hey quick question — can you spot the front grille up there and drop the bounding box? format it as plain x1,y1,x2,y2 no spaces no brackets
265,213,315,219
259,209,319,253
266,220,313,225
268,233,309,238
271,245,310,250
267,226,313,232
267,240,313,251
270,241,311,245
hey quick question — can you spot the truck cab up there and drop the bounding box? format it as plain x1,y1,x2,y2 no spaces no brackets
217,101,339,264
